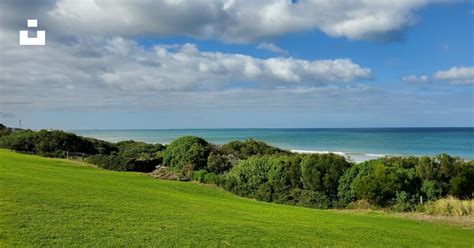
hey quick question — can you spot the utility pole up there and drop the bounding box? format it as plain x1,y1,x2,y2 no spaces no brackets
19,119,22,129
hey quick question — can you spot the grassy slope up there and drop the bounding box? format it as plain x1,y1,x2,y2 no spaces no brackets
0,149,472,247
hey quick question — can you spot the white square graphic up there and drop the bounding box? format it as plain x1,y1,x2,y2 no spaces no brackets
27,19,38,28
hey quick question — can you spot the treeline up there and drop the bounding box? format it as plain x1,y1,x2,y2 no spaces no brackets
0,127,164,172
0,125,472,211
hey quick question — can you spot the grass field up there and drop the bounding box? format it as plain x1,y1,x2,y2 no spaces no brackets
0,149,473,247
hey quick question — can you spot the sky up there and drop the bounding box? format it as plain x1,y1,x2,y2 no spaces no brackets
0,0,473,129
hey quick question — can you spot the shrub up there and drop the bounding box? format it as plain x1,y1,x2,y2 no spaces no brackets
221,139,289,159
337,161,374,206
207,152,233,174
0,124,12,137
225,156,274,197
300,153,351,197
162,136,210,170
420,180,443,201
35,130,98,156
448,163,474,198
85,154,159,172
88,138,119,155
202,172,223,185
255,183,273,202
393,191,418,212
0,130,38,151
192,169,208,183
86,154,130,171
116,140,165,159
290,189,332,209
151,167,181,181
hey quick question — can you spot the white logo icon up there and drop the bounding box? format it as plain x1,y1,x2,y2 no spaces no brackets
19,19,45,46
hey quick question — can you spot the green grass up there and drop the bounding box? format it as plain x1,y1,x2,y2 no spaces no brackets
0,149,472,247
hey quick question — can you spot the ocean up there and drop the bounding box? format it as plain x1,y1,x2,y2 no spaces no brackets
72,128,474,162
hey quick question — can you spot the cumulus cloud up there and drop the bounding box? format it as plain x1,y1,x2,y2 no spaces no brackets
0,0,427,42
433,66,474,85
402,67,474,85
257,42,289,56
0,27,372,110
401,74,428,83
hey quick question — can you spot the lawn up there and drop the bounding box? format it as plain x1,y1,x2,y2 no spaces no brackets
0,149,472,247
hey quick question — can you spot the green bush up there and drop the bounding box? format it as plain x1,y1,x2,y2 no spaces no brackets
0,124,12,137
86,154,130,171
221,139,289,159
255,183,273,202
337,161,374,206
393,191,419,212
192,169,208,183
85,154,159,172
207,152,234,174
290,189,332,209
162,136,210,170
116,140,165,159
0,129,101,157
0,130,38,152
421,180,443,201
202,172,223,185
300,153,351,197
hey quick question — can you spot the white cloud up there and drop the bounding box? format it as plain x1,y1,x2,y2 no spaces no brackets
0,0,427,43
433,66,474,85
0,30,372,110
401,74,428,83
257,42,288,56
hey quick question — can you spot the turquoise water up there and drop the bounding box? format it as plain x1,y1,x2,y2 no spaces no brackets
72,128,474,162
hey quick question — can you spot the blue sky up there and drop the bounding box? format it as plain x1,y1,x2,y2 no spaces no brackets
0,0,473,129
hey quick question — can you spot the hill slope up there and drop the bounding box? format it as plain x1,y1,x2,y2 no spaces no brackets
0,149,472,247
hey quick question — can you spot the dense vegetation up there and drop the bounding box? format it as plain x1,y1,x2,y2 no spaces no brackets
2,150,472,247
0,124,472,212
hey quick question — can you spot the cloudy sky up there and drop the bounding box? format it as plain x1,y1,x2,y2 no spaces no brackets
0,0,473,129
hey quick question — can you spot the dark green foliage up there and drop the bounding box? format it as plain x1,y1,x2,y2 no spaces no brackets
416,154,473,198
85,154,160,172
192,169,208,182
225,154,342,209
0,130,38,151
300,153,350,196
35,130,98,156
290,189,332,209
0,129,99,157
255,183,273,202
225,156,275,197
207,152,234,174
351,161,419,206
338,154,472,208
162,136,210,170
84,140,165,172
221,139,289,159
191,170,224,185
337,161,374,206
420,180,443,201
203,172,224,185
0,124,12,137
449,163,474,198
88,138,119,155
86,154,130,171
116,140,165,159
393,191,419,212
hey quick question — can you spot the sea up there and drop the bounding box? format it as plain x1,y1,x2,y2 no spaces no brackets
71,128,474,163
